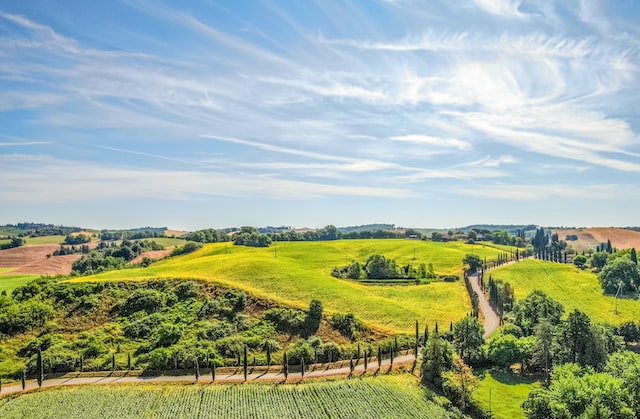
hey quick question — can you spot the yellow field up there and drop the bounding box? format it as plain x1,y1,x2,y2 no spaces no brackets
70,240,508,333
491,259,640,324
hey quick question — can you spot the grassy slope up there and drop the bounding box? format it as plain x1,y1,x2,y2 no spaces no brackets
0,375,451,418
491,259,640,324
144,237,186,247
70,240,507,333
474,370,540,419
23,236,66,245
0,273,41,292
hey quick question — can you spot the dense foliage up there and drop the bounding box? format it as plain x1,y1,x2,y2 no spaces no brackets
331,254,435,281
71,240,164,275
0,278,373,379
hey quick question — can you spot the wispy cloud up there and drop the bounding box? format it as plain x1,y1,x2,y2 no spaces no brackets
454,183,624,200
389,134,471,151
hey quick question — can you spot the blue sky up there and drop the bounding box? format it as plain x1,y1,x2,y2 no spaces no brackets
1,0,639,230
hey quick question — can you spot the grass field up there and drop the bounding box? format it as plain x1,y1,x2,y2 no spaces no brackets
0,375,452,418
474,370,540,419
70,240,508,333
0,273,41,292
143,237,187,247
23,235,66,245
491,259,640,324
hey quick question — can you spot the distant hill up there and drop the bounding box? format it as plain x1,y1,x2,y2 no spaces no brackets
458,224,537,234
553,227,640,252
0,223,83,238
338,224,395,233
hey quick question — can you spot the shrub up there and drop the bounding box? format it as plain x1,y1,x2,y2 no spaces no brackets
121,289,165,315
148,348,172,370
330,313,363,340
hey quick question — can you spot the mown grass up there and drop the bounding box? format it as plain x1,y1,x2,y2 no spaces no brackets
474,369,540,419
491,259,640,324
23,235,66,245
70,240,507,333
143,237,187,247
0,274,41,292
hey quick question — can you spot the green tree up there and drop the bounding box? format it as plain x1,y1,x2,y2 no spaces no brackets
631,248,638,265
488,333,521,369
559,310,591,366
532,320,554,385
513,291,564,336
37,349,43,387
462,254,482,272
442,355,479,411
590,252,608,269
452,316,484,364
599,257,640,294
303,300,323,337
573,254,587,268
421,331,453,386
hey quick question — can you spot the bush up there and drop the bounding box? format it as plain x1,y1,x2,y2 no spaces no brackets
264,307,306,334
155,323,182,347
123,313,163,339
330,313,363,340
148,348,172,370
0,301,54,335
170,242,202,257
121,289,165,315
174,281,199,300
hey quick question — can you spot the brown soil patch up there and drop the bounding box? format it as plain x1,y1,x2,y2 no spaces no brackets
130,249,173,264
164,229,188,237
0,241,100,276
554,227,640,252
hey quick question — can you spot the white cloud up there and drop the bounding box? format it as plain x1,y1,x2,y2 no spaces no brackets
472,0,523,18
389,134,471,151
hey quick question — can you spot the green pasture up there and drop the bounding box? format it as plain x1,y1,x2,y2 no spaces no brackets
0,273,41,293
474,370,540,419
23,235,66,245
491,259,640,324
70,240,507,333
141,237,186,247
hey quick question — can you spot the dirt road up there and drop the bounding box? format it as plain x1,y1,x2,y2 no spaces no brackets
0,353,419,396
468,271,500,338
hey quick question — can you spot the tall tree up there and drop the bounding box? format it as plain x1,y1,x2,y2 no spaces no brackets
303,300,323,337
452,316,484,364
421,331,453,386
37,349,43,387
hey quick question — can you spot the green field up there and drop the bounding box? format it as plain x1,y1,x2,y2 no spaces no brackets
491,259,640,324
0,375,452,418
474,370,540,419
23,235,66,245
141,237,186,247
70,240,507,333
0,274,41,293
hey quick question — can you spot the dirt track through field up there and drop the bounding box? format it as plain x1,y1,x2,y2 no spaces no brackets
0,353,419,396
468,271,499,338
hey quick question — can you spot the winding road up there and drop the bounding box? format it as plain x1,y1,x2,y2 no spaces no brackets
468,271,500,337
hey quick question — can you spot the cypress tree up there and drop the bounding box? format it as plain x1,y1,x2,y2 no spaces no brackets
37,349,43,387
435,322,439,333
377,346,382,368
394,336,398,352
301,358,305,378
21,370,26,390
349,358,354,374
195,358,200,380
0,375,2,394
424,326,428,345
632,248,638,265
243,346,248,381
211,359,216,382
390,346,394,368
414,338,419,359
111,353,115,371
415,320,419,343
283,353,288,379
364,350,368,371
79,354,83,372
357,342,361,363
450,321,453,332
127,353,131,370
266,345,272,367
